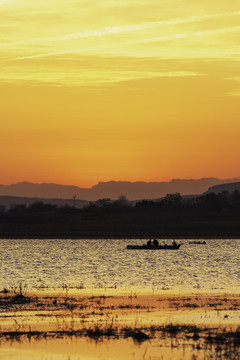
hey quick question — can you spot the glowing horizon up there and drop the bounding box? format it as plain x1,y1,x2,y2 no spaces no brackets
1,0,240,187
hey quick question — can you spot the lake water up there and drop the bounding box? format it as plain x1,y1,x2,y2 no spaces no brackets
0,239,239,292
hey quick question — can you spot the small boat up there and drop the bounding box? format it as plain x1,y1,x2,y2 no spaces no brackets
127,242,181,250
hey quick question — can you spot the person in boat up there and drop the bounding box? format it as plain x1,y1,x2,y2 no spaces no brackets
147,239,152,246
172,240,177,246
153,239,159,246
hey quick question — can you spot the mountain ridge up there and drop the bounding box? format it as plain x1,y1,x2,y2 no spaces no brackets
0,178,239,201
206,182,240,194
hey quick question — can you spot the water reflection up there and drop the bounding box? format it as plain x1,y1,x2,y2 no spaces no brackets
0,239,239,291
0,336,223,360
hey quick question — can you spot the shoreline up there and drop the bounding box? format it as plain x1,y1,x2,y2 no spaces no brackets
1,234,240,239
4,287,240,297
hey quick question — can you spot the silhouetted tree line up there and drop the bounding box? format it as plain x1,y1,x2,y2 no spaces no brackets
0,191,240,237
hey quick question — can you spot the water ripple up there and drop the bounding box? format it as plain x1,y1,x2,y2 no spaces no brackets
0,239,239,292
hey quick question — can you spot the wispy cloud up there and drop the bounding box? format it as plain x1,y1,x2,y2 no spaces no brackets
2,47,108,62
125,26,240,45
48,11,240,42
0,5,239,90
229,90,240,96
226,76,240,82
1,10,240,48
0,68,203,87
3,25,240,62
226,77,240,96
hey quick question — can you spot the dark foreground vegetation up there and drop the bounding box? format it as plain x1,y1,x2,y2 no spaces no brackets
0,191,240,238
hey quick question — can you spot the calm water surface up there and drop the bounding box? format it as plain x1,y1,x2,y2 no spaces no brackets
0,239,239,292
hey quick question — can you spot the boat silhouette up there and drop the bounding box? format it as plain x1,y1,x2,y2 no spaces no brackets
127,241,181,250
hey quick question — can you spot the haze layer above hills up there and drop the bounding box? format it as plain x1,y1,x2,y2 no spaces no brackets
0,178,239,201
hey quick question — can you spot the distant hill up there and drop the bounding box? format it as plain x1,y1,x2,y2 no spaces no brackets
206,182,240,194
0,196,89,209
0,178,239,201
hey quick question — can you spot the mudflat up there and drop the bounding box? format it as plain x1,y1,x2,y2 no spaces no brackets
0,289,239,360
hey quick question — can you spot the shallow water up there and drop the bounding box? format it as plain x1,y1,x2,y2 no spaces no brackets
0,336,227,360
0,337,221,360
0,239,239,292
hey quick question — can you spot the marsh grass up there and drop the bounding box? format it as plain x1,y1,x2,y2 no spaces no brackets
0,289,239,359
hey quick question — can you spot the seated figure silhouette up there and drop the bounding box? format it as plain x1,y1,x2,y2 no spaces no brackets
153,239,159,246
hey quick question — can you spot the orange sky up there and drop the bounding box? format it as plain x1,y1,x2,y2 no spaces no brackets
1,0,240,187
